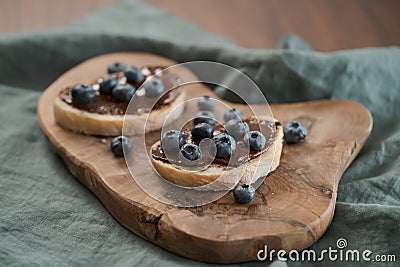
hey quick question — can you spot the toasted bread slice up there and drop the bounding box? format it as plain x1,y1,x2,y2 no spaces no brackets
53,90,186,136
150,122,283,191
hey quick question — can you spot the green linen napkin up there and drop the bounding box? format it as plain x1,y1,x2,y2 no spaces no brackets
0,0,399,266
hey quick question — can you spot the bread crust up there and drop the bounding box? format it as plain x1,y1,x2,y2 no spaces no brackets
150,123,283,191
53,90,186,136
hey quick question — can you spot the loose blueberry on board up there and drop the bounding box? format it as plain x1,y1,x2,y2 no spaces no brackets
107,62,127,74
198,96,216,111
112,84,136,102
144,77,164,98
191,123,214,140
233,184,256,204
244,131,266,151
110,136,132,158
223,108,242,122
161,130,185,153
99,76,118,94
180,144,202,161
213,133,236,158
225,119,250,140
124,66,145,84
193,111,216,126
283,121,308,144
71,83,96,105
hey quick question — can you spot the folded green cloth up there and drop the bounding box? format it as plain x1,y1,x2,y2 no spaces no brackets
0,0,399,266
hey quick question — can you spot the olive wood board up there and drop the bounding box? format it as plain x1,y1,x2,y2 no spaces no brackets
37,53,372,263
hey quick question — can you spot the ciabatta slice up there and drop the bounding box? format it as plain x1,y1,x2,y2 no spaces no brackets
53,90,185,136
150,122,283,191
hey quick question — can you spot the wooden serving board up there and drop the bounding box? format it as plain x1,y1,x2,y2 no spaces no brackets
37,53,372,263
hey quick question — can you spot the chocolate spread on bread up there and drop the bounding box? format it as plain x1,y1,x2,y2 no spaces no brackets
59,66,181,115
151,117,278,167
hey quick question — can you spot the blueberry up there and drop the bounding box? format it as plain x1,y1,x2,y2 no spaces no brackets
144,77,164,98
180,144,201,161
99,76,118,94
233,184,255,204
110,136,132,157
124,66,144,84
108,62,127,74
161,130,185,153
112,84,135,102
71,83,96,105
223,108,242,122
244,131,266,151
191,122,214,140
198,96,215,111
283,121,308,144
225,119,249,140
213,133,236,158
193,111,216,126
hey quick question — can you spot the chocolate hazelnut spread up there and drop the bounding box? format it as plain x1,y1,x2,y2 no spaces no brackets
59,66,182,115
151,118,278,167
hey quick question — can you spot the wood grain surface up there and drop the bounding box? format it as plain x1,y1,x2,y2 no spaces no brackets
1,0,399,51
37,52,372,263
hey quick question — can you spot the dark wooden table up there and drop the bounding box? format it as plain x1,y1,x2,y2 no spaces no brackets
0,0,399,51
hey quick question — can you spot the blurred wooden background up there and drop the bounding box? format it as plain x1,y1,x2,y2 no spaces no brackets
0,0,399,51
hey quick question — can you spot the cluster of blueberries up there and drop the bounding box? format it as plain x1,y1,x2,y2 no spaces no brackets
162,96,268,164
160,96,270,204
70,62,165,105
109,95,308,204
